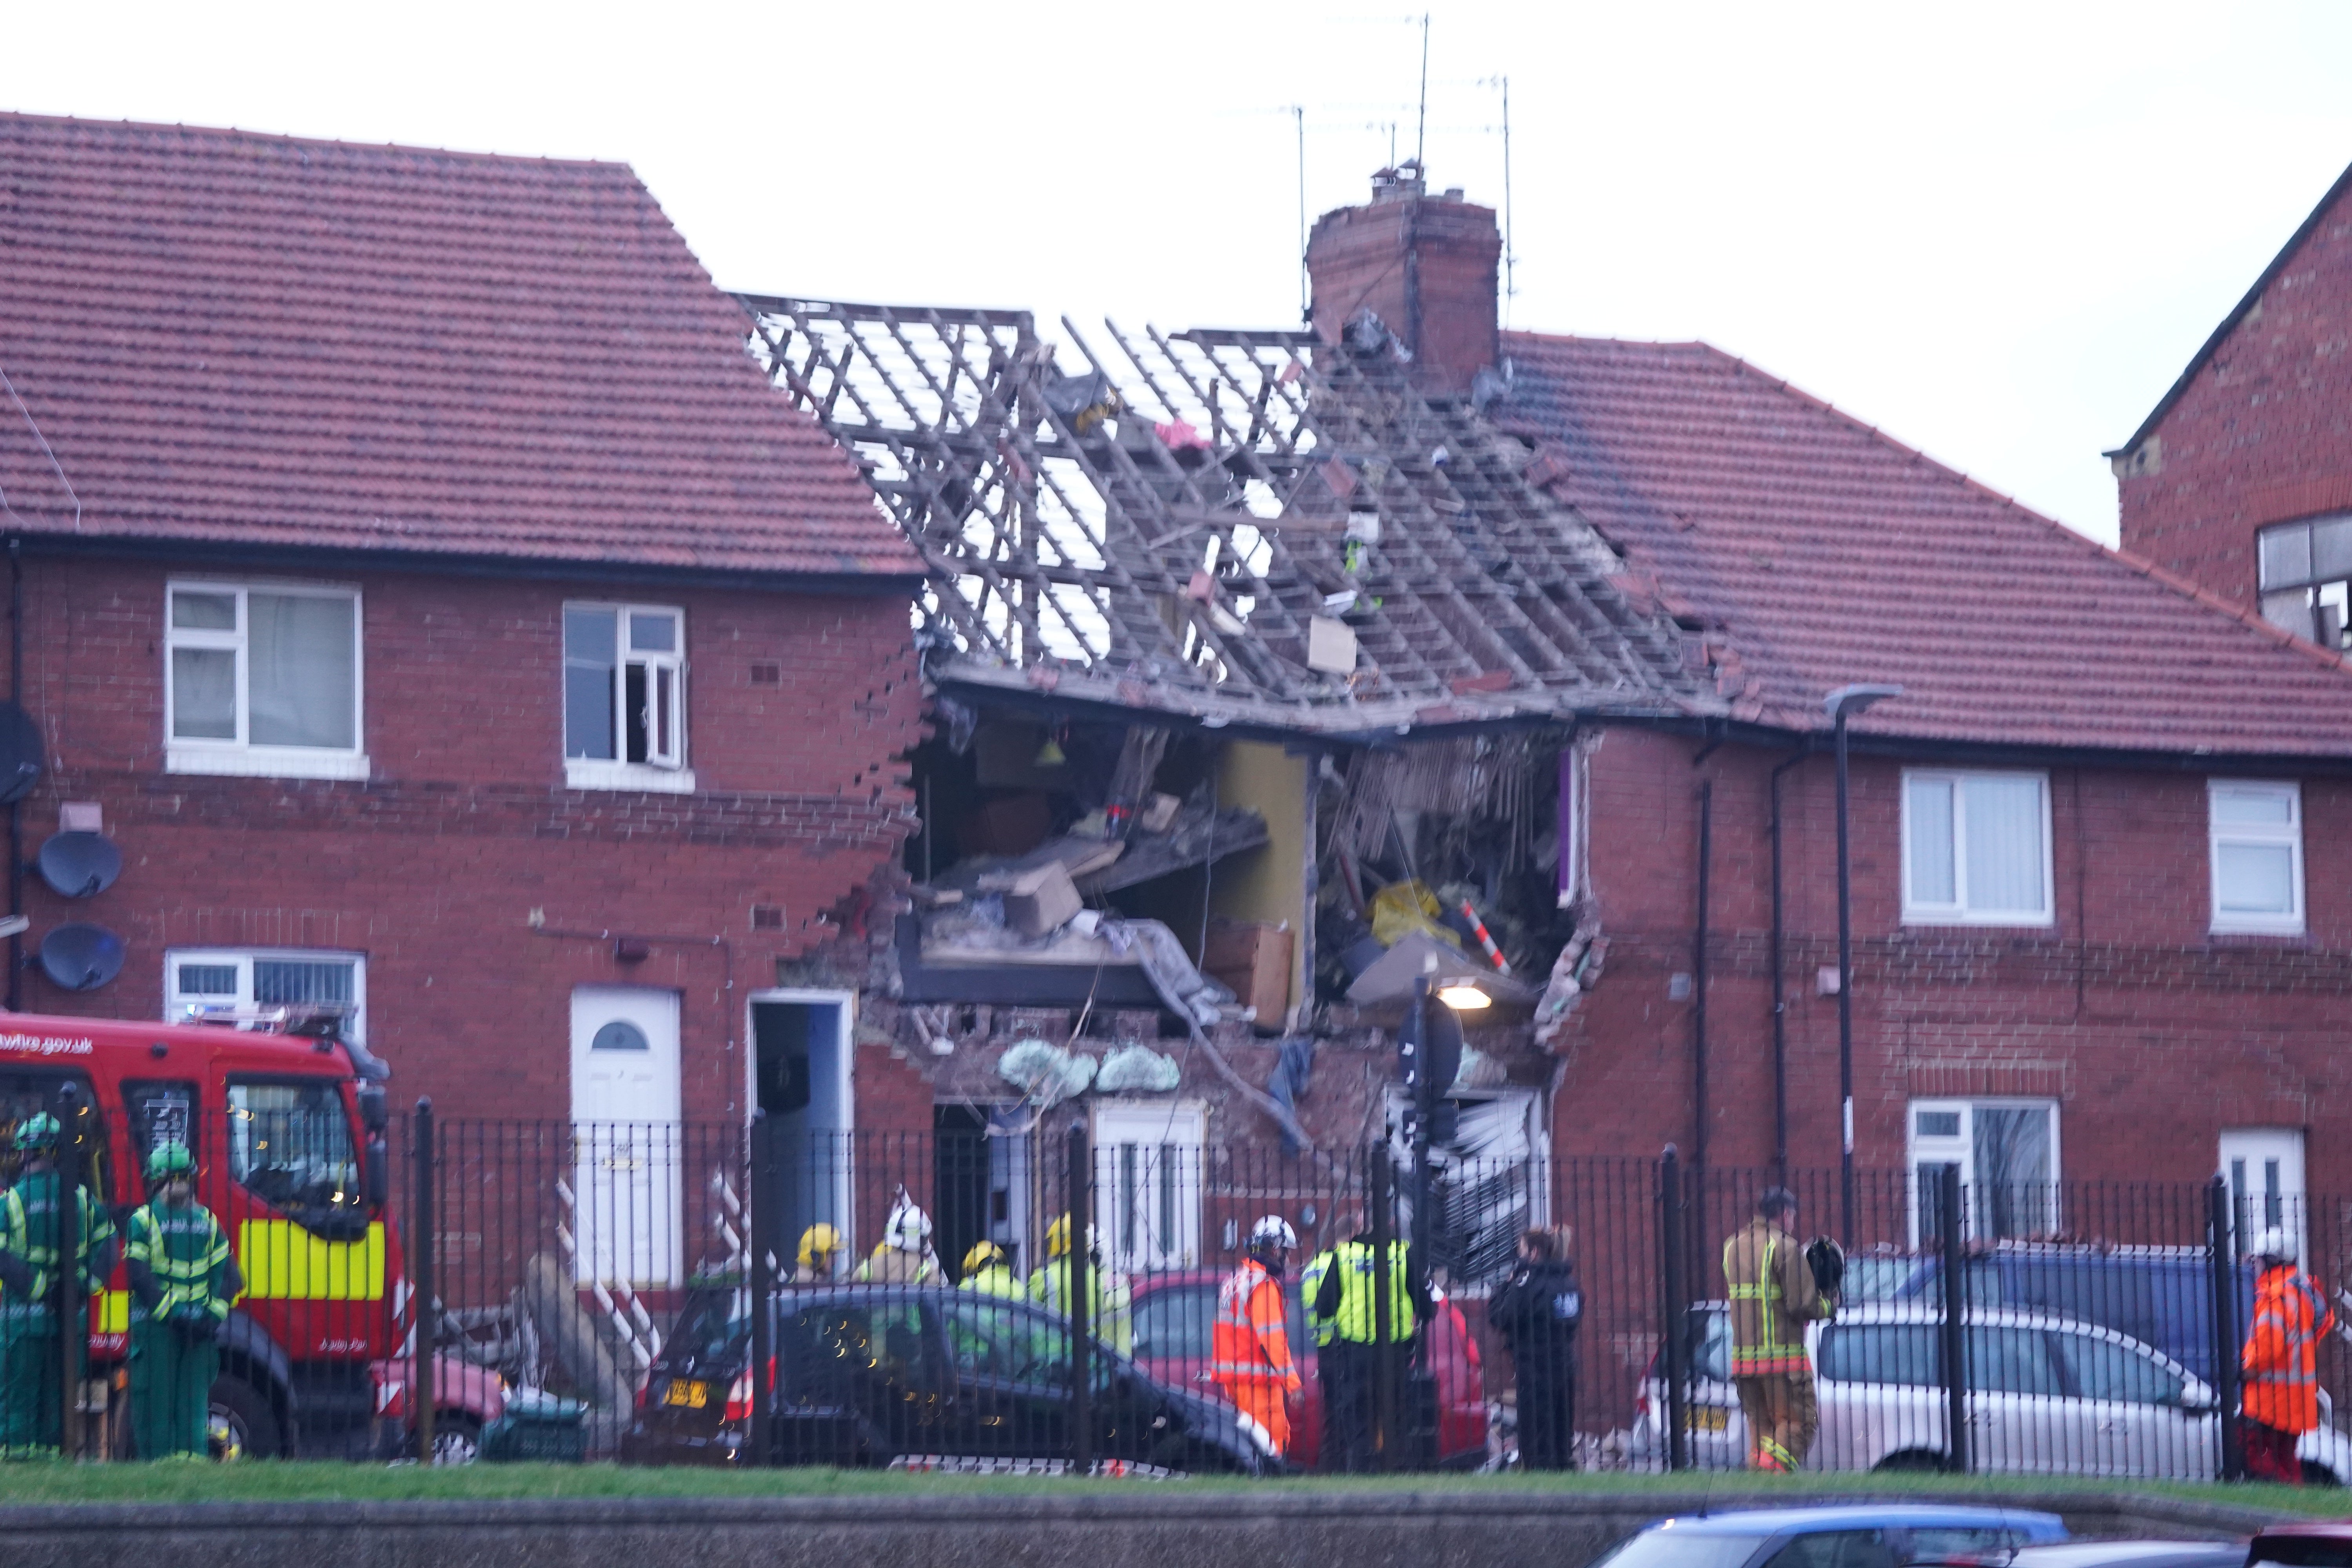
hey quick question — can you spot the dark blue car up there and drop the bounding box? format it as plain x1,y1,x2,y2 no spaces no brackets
1590,1505,2070,1568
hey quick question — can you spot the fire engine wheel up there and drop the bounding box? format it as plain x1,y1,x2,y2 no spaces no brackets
207,1374,281,1462
428,1414,484,1466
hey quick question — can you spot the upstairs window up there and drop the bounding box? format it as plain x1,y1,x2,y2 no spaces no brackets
563,604,690,791
1901,770,2053,926
2208,780,2304,935
165,583,365,779
2257,515,2352,649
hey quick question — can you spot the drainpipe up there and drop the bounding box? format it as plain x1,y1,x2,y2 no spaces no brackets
1766,748,1812,1179
1691,777,1712,1178
9,539,21,1013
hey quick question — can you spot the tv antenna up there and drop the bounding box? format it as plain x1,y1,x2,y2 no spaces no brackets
1414,13,1431,168
1292,105,1308,321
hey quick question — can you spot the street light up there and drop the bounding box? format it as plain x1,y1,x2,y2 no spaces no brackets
1823,682,1903,1246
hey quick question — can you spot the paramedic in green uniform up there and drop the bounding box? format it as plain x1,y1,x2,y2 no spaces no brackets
0,1112,117,1454
125,1142,239,1459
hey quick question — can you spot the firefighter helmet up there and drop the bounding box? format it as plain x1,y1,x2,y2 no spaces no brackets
882,1198,933,1252
797,1223,843,1271
2251,1227,2299,1265
1247,1216,1298,1254
962,1240,1006,1275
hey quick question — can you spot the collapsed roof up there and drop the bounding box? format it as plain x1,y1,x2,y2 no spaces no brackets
737,297,1712,738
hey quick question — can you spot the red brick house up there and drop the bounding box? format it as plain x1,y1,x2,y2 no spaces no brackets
1314,171,2352,1214
0,114,922,1141
2110,158,2352,650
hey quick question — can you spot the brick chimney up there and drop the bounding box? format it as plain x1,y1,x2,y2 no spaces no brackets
1305,163,1502,394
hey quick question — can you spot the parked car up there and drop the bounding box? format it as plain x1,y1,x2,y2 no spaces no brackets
1126,1269,1488,1468
1920,1545,2244,1568
1630,1301,2352,1483
1586,1504,2067,1568
2250,1522,2352,1567
1894,1245,2257,1388
621,1282,1269,1475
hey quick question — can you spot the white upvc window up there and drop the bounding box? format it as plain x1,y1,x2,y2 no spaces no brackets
1901,769,2053,926
2208,780,2305,935
165,947,367,1045
563,603,692,793
164,582,367,780
1907,1098,2060,1244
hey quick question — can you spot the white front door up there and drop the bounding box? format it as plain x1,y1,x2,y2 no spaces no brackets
570,986,682,1287
2220,1128,2307,1263
1091,1102,1205,1274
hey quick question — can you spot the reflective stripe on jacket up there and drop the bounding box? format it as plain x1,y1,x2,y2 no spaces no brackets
125,1200,233,1322
1028,1262,1134,1354
2244,1264,2334,1434
1210,1259,1300,1393
1319,1239,1416,1344
0,1172,115,1305
1300,1251,1338,1345
1722,1217,1826,1376
960,1264,1026,1300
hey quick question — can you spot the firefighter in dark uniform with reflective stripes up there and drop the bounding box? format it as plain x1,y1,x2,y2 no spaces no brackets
125,1142,240,1459
1722,1186,1835,1472
0,1112,117,1454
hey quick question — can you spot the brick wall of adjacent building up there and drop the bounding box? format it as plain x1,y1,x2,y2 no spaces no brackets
2116,181,2352,610
1556,725,2352,1191
0,551,920,1123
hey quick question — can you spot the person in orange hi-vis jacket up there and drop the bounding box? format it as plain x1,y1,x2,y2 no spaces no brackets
2242,1226,2336,1485
1212,1216,1304,1461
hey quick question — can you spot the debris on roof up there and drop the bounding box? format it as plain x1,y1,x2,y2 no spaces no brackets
738,297,1712,736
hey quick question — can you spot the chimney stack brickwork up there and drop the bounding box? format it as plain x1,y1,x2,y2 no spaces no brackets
1305,174,1503,394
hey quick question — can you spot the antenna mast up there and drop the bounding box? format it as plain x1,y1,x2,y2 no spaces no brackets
1414,13,1430,168
1294,105,1308,321
1500,76,1516,322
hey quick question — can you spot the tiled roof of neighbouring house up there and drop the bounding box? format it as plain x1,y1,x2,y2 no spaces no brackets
1496,331,2352,755
0,113,916,578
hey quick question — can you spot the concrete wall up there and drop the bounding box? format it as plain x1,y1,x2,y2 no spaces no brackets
0,1486,2293,1568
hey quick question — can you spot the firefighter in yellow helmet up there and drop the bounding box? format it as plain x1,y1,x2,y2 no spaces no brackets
791,1223,843,1285
1028,1213,1132,1354
960,1240,1025,1299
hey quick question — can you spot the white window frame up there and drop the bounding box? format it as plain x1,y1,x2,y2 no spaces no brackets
562,602,693,793
163,580,368,780
2207,779,2305,936
1906,1097,2062,1245
1900,768,2055,927
163,947,368,1045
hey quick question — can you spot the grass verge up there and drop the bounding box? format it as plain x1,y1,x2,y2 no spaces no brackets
0,1463,2338,1513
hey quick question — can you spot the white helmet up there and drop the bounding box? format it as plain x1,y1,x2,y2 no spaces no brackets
1248,1215,1298,1252
884,1196,933,1252
2251,1227,2298,1265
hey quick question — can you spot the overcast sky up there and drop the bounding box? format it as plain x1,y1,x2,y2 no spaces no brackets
12,1,2352,544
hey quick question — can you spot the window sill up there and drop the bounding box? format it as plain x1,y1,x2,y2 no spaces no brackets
2208,924,2308,944
565,759,696,795
1899,913,2056,931
167,746,370,781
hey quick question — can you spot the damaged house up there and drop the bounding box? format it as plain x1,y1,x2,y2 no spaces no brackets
743,163,2352,1299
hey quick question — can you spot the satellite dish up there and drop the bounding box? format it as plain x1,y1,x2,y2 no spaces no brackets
38,924,123,991
36,831,120,898
0,703,40,805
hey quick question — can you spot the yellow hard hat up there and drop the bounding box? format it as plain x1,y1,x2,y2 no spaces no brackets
798,1223,843,1270
963,1240,1006,1275
1045,1214,1072,1260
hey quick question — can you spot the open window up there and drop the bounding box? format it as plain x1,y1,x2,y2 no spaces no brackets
564,603,690,791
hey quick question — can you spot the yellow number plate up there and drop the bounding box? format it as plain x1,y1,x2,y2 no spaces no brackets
663,1379,709,1410
1686,1405,1729,1432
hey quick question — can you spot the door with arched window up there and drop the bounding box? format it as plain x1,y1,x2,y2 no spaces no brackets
569,986,682,1287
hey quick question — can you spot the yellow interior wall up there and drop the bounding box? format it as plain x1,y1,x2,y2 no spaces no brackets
1209,741,1308,1022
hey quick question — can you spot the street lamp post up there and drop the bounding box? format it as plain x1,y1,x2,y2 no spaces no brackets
1823,683,1902,1245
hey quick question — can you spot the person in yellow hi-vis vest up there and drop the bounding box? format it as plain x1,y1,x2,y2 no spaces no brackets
1721,1187,1835,1472
124,1142,240,1459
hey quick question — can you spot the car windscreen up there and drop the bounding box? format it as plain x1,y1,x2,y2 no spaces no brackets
1131,1284,1215,1360
2252,1538,2352,1568
1590,1530,1772,1568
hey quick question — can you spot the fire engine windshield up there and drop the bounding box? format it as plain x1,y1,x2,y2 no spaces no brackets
228,1081,368,1240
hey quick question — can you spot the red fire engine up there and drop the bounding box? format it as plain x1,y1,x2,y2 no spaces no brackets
0,1005,402,1456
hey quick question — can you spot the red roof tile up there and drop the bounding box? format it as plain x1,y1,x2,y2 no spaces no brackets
0,113,915,578
1496,332,2352,755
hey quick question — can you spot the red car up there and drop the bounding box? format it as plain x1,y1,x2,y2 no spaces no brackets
1126,1270,1488,1468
